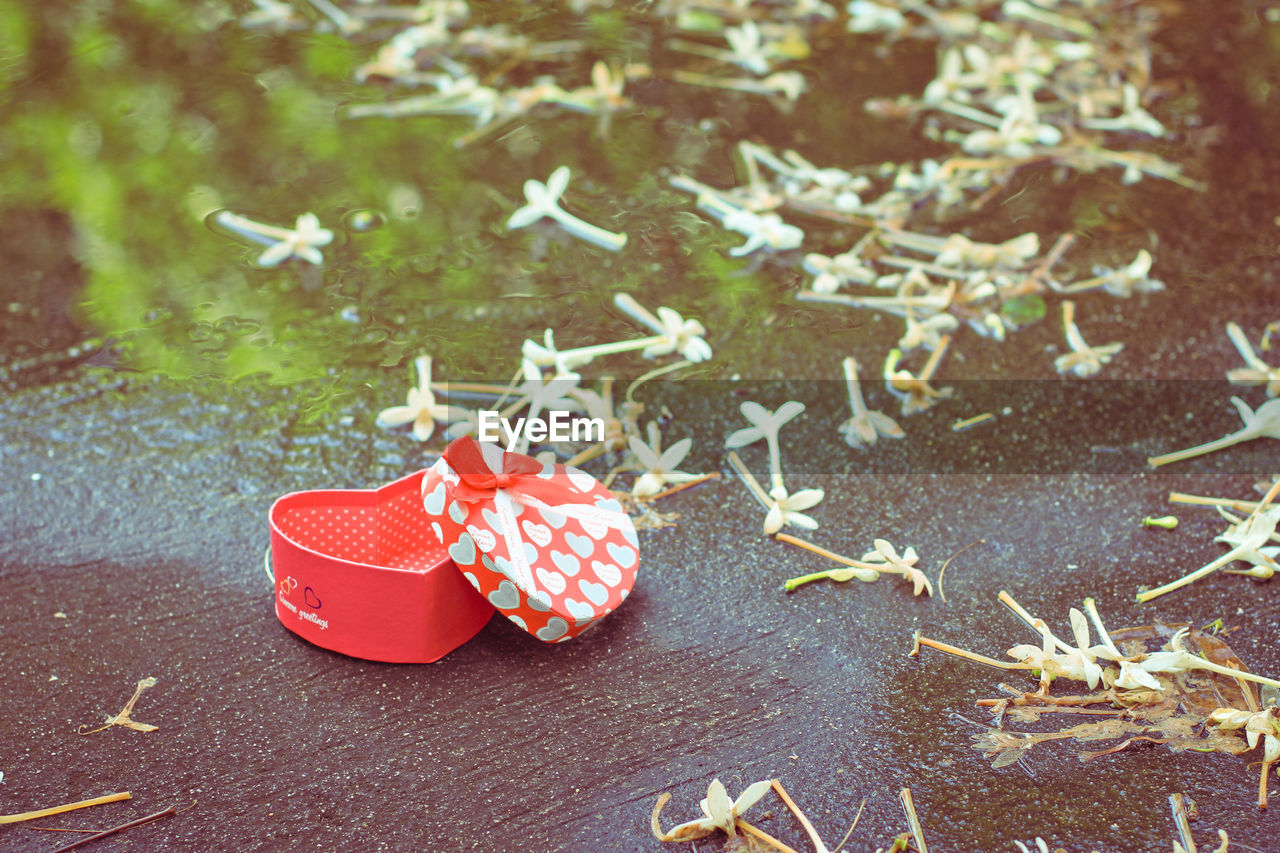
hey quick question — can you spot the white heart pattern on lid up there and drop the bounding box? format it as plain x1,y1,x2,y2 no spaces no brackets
466,524,497,553
521,520,552,548
590,560,622,587
448,533,477,566
535,566,566,596
579,515,608,540
551,550,581,577
564,598,595,622
422,440,640,644
423,482,446,516
578,579,608,606
488,580,520,610
536,617,568,641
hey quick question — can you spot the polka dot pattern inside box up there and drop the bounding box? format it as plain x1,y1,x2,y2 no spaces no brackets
422,437,640,643
275,488,446,571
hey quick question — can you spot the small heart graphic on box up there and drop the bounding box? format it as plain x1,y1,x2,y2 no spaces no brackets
579,516,608,540
564,598,595,622
423,482,446,516
303,587,322,609
565,532,594,558
481,507,503,532
591,560,622,587
448,500,468,524
449,533,477,566
536,617,569,641
535,567,566,596
551,549,581,577
594,497,623,514
607,541,637,568
522,520,552,548
488,580,520,610
566,468,595,493
578,579,608,606
466,524,496,552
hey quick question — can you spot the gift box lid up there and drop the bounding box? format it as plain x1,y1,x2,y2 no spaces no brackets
269,469,493,663
423,437,640,643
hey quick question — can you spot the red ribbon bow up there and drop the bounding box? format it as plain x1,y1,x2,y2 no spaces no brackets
444,437,549,504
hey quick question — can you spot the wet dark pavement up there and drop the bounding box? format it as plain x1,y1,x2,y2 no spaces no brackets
3,360,1280,851
4,1,1280,851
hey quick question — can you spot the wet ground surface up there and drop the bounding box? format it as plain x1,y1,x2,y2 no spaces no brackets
3,1,1280,851
3,367,1279,852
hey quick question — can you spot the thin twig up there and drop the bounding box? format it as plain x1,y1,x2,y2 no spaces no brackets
649,793,671,841
771,779,829,853
1227,659,1260,713
899,788,928,853
49,801,193,853
776,532,840,560
1162,487,1274,512
738,819,802,853
917,335,950,383
831,798,866,853
0,792,131,825
936,538,985,604
727,450,772,509
638,472,720,503
1248,477,1280,521
1169,793,1196,853
563,442,609,469
625,359,694,403
910,631,1033,671
972,705,1125,716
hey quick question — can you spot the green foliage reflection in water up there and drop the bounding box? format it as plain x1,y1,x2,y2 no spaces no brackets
1,0,779,385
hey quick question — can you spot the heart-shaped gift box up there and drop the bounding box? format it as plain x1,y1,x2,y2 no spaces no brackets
269,470,494,663
423,437,640,642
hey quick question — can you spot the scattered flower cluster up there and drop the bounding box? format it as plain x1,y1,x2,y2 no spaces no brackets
725,401,825,534
213,210,334,267
1148,396,1280,468
675,135,1167,397
1136,480,1280,602
651,775,846,852
506,166,627,252
918,591,1280,695
650,778,771,842
245,0,837,149
915,592,1280,807
646,1,1188,431
373,293,712,508
780,534,933,597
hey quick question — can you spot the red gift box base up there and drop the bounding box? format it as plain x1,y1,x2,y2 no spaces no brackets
269,470,493,663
